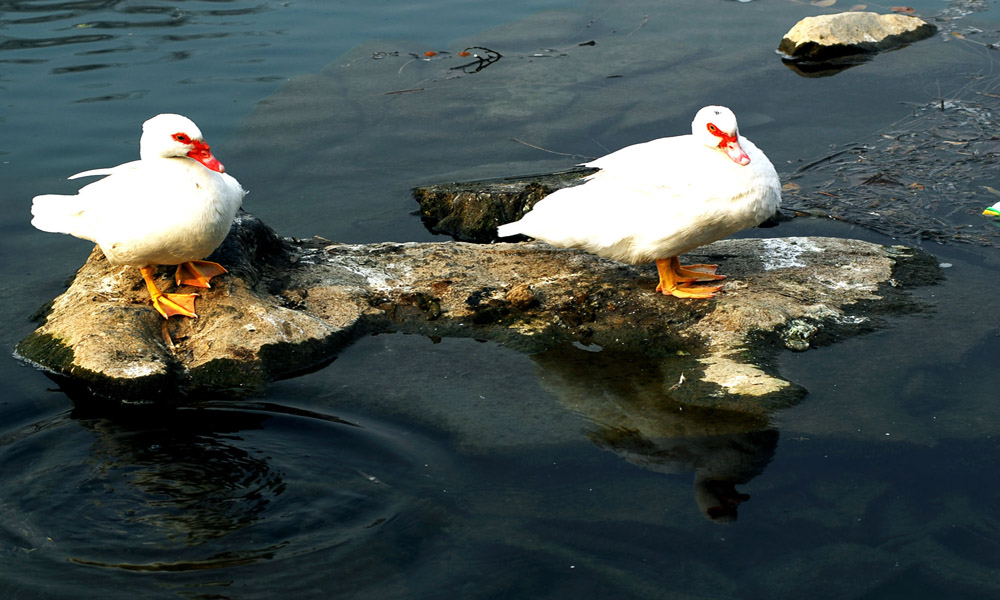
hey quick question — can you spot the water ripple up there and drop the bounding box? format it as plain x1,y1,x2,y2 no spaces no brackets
0,400,448,594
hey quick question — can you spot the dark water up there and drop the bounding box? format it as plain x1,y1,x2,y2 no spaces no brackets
3,1,1000,598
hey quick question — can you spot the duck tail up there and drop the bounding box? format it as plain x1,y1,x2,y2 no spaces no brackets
30,194,86,235
496,221,522,238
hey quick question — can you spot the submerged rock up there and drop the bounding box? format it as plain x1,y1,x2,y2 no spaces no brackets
15,212,941,409
778,12,936,75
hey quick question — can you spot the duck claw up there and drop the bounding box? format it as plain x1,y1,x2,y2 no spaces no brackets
656,282,722,299
676,263,726,282
175,260,227,288
152,293,199,319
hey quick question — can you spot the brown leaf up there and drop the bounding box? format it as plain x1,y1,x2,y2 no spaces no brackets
908,182,925,190
811,0,836,6
782,182,802,192
850,4,867,10
890,6,915,13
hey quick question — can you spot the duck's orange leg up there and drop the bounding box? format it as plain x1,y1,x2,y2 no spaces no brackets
655,257,722,299
175,260,227,288
676,261,726,282
140,266,199,319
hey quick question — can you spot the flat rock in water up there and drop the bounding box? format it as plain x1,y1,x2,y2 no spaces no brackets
15,212,941,412
778,12,936,72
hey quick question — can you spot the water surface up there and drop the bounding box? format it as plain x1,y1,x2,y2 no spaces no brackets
3,1,1000,598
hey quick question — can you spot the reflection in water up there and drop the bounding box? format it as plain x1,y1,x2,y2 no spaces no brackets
532,345,780,522
0,0,269,80
0,397,436,594
73,405,290,549
0,34,115,52
780,57,865,78
589,426,777,523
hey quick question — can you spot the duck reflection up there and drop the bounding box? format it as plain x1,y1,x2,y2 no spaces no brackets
532,345,780,523
70,402,289,547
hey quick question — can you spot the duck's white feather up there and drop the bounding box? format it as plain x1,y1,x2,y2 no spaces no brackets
31,114,245,267
497,106,781,264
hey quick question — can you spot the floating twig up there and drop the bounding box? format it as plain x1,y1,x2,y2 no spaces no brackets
511,137,595,160
449,47,502,74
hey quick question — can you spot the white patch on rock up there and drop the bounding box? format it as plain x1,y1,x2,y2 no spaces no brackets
98,275,120,295
760,237,824,270
338,263,404,291
117,362,161,378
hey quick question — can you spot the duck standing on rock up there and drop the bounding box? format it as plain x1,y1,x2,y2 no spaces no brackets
31,113,246,318
497,105,781,298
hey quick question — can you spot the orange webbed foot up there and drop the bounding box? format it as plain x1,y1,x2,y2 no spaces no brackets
175,260,227,288
656,282,723,299
676,263,726,282
140,265,199,319
655,257,723,299
152,293,200,319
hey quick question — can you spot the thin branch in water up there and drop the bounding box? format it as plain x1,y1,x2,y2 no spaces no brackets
626,15,649,36
795,148,856,173
511,138,595,161
590,137,610,155
449,47,502,74
397,58,416,75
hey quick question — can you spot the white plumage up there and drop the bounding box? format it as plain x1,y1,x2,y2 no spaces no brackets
497,106,781,298
31,113,246,318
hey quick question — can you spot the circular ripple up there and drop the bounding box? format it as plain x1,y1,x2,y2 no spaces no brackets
0,400,450,598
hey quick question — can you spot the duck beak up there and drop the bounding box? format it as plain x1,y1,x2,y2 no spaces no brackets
187,139,226,173
984,206,1000,217
720,135,751,166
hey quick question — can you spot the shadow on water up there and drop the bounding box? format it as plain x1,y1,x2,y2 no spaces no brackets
301,334,786,525
0,397,455,598
6,337,788,596
530,345,779,523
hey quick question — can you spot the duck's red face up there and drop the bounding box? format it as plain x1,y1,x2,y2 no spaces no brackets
706,122,750,166
172,132,226,173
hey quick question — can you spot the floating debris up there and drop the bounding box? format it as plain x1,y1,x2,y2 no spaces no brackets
448,46,502,74
783,79,1000,247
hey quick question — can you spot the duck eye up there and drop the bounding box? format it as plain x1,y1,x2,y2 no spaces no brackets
172,133,191,143
707,123,718,133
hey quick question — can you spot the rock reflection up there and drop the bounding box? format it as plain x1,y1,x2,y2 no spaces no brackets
780,57,865,78
532,345,779,522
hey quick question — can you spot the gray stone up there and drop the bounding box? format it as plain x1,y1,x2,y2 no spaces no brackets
778,12,936,67
15,212,941,409
414,168,596,242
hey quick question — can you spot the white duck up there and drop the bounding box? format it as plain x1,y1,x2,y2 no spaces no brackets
497,106,781,298
31,113,246,318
